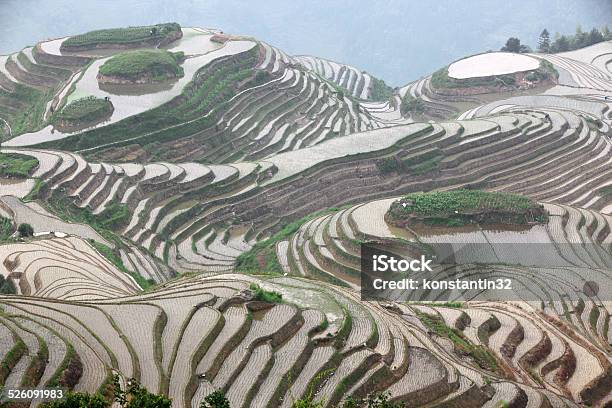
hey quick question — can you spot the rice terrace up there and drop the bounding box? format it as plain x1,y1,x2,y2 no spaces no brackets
0,6,612,408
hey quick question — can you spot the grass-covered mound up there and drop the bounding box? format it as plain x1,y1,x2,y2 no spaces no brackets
52,96,113,132
61,23,182,50
386,189,547,227
0,153,38,178
98,50,185,84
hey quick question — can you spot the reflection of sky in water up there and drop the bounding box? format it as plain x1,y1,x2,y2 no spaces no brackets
262,280,343,329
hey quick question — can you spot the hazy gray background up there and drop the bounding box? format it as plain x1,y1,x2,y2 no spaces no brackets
1,0,610,85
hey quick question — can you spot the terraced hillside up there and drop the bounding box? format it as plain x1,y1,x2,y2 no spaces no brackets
0,25,611,407
0,274,602,408
2,27,396,164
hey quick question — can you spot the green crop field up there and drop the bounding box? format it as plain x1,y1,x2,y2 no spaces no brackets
62,23,181,48
399,190,540,216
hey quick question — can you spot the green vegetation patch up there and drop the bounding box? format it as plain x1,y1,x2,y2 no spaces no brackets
48,192,130,232
99,50,184,82
249,283,283,303
527,60,559,81
417,311,500,374
387,189,547,227
375,150,443,176
400,94,425,116
235,207,344,273
0,152,38,178
0,83,51,137
0,338,27,382
53,96,113,123
0,274,17,294
368,77,394,101
62,23,181,48
90,240,155,290
596,185,612,197
0,217,14,242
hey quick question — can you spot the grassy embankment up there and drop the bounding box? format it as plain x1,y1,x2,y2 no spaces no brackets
235,207,345,274
416,310,501,374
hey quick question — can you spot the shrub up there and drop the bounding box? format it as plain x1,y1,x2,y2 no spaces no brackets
17,223,34,237
369,77,393,101
113,375,172,408
400,95,425,116
291,396,325,408
200,390,230,408
375,157,400,174
500,37,530,53
254,70,271,84
42,392,108,408
0,275,16,294
249,283,283,303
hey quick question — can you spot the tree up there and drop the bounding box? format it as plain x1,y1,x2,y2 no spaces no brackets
538,29,551,53
0,275,16,294
573,25,584,46
338,392,406,408
17,223,34,237
400,95,425,116
552,35,570,52
363,392,405,408
501,37,529,53
291,397,324,408
200,390,230,408
588,28,604,46
603,25,611,41
113,375,171,408
43,392,108,408
501,37,522,53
